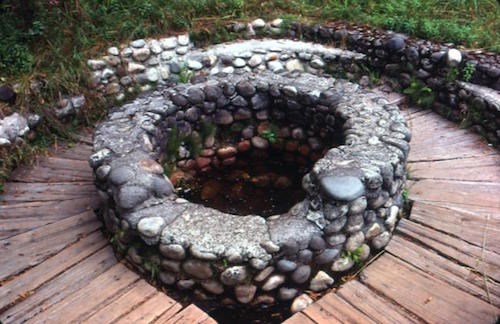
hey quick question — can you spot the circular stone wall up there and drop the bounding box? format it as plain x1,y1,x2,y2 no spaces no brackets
90,44,410,307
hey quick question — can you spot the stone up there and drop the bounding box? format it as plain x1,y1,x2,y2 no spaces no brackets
309,271,334,292
279,287,298,300
315,248,340,265
276,260,297,272
262,274,286,291
446,48,462,67
251,136,269,149
176,46,189,55
220,266,248,286
177,279,195,290
255,266,274,282
291,294,313,313
372,231,391,249
235,285,257,304
132,48,151,61
182,260,213,280
138,216,166,237
187,60,203,70
251,18,266,29
346,231,365,252
297,249,313,264
233,58,246,68
159,244,185,260
109,166,135,185
251,93,270,110
187,88,205,104
145,68,159,82
319,175,365,201
386,35,405,52
282,85,298,97
248,54,263,67
310,58,325,69
128,62,146,74
214,110,233,125
291,265,311,284
326,233,346,246
331,257,354,272
349,197,367,215
161,259,181,273
130,39,146,48
267,60,284,73
309,236,326,251
177,34,190,46
271,18,283,28
159,271,176,285
236,80,256,97
201,280,224,294
87,59,106,70
117,185,149,209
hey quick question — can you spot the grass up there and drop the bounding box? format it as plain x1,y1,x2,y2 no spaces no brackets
0,0,498,186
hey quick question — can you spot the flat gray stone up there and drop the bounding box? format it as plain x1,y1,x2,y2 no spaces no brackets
320,175,365,201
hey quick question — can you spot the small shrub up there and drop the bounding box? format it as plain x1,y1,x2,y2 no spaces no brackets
462,63,476,82
403,78,435,108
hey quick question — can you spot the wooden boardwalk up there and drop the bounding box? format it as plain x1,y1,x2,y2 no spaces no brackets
1,107,499,323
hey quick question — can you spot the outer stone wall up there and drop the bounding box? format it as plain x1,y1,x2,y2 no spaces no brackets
90,69,410,306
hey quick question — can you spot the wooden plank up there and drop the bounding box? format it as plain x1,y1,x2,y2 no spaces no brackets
336,280,419,323
396,219,500,282
150,303,184,324
0,231,108,311
361,254,498,323
0,218,55,240
0,246,117,323
387,234,500,307
409,202,500,249
51,144,93,161
0,182,96,203
159,304,210,324
0,197,98,219
0,210,101,281
113,291,180,324
408,179,500,209
408,154,500,182
303,293,375,324
25,263,139,323
83,280,158,323
283,312,317,324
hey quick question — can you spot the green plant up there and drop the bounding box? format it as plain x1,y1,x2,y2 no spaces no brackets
143,257,160,280
178,65,194,84
445,67,460,84
462,63,476,82
402,188,410,204
261,129,278,144
342,246,364,266
403,78,435,108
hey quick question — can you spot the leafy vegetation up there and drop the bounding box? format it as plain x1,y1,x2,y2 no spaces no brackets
403,78,436,108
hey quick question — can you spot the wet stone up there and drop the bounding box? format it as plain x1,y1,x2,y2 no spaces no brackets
315,248,340,265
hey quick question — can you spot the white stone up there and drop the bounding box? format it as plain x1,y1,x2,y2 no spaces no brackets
186,60,203,70
138,216,166,237
159,66,170,80
108,47,119,56
309,271,334,292
291,294,313,313
127,62,146,74
286,59,304,72
101,68,115,79
233,58,246,68
132,48,151,61
365,223,382,239
160,37,177,50
331,257,354,272
149,40,163,54
176,46,189,55
177,34,190,46
87,59,106,70
262,274,286,291
236,51,253,59
146,68,159,82
282,85,297,97
130,39,146,48
271,18,283,28
247,54,263,67
267,60,284,72
310,58,325,69
115,93,125,102
120,47,133,58
385,205,399,230
251,18,266,29
160,51,174,61
447,48,462,67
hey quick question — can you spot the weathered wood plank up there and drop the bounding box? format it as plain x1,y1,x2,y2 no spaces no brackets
335,280,420,323
387,234,500,307
0,197,98,219
0,182,97,203
303,293,375,324
25,263,139,323
283,312,317,324
9,156,94,183
361,254,498,323
83,280,158,324
113,291,180,324
396,219,500,282
159,304,211,324
50,144,93,161
408,154,500,182
0,231,108,311
150,303,184,324
408,179,500,208
409,202,500,249
0,210,101,281
0,246,117,323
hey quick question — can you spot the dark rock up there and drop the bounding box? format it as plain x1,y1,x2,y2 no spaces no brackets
291,265,311,284
297,249,313,264
117,185,150,209
204,85,223,101
319,175,365,201
277,260,297,272
386,36,405,52
187,88,205,104
315,248,340,264
309,236,326,251
0,84,16,104
236,80,256,97
214,110,233,125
